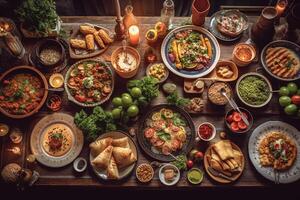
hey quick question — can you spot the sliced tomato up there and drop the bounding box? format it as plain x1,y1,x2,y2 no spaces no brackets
144,128,155,138
226,114,233,123
230,121,240,132
171,140,180,151
238,121,247,130
154,139,165,147
232,112,242,122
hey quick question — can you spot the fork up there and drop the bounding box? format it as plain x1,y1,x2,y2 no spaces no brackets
274,169,280,184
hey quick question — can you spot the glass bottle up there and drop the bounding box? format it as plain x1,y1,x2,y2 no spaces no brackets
123,5,138,31
161,0,175,30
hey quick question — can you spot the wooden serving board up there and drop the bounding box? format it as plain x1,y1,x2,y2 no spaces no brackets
68,23,113,59
204,141,245,184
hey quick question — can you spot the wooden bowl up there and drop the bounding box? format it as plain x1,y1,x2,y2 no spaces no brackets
111,46,141,79
0,66,48,119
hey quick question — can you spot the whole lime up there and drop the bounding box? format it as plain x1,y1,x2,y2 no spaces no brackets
122,95,133,108
287,83,298,95
112,108,122,119
122,93,131,98
127,105,139,117
130,87,142,98
279,96,291,107
284,104,298,115
279,86,290,97
112,97,123,107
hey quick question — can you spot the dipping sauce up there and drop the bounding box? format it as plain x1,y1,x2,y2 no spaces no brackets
198,123,213,140
208,82,232,105
49,73,64,88
233,43,255,66
187,168,203,184
116,51,137,72
40,46,61,66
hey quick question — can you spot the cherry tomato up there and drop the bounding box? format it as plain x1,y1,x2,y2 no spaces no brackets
187,160,194,169
291,95,300,105
194,151,204,161
144,128,155,138
230,122,240,132
75,95,86,102
238,121,247,130
233,112,242,122
226,114,233,123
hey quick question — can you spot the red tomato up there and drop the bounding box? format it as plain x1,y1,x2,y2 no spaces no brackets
199,124,213,139
154,140,165,147
187,160,194,169
75,95,86,102
291,95,300,105
231,121,240,132
195,151,204,160
171,140,180,150
226,114,233,123
233,112,242,122
144,128,155,138
238,121,247,130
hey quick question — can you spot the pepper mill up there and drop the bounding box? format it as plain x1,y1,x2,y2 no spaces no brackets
114,0,126,40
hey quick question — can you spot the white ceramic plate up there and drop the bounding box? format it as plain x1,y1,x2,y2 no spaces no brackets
30,113,84,168
158,163,180,186
89,131,138,180
248,121,300,184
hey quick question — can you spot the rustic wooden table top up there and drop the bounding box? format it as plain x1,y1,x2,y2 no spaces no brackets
0,16,299,189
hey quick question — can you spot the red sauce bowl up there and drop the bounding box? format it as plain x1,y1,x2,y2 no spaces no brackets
197,122,216,141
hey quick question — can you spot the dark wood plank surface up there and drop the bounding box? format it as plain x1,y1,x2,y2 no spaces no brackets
1,16,300,188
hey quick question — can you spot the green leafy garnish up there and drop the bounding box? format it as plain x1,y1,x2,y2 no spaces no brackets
171,154,187,171
157,131,171,141
167,92,190,107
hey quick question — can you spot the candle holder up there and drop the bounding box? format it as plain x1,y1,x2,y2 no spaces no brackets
115,18,126,41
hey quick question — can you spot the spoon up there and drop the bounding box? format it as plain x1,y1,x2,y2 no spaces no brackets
122,39,129,64
168,153,179,161
220,88,250,126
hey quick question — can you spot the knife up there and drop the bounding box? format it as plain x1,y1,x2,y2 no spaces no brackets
208,167,234,182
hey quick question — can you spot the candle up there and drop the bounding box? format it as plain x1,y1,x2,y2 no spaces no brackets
114,0,122,21
128,25,140,46
9,128,23,144
275,0,287,17
26,154,36,164
232,43,256,67
7,147,21,156
0,123,9,137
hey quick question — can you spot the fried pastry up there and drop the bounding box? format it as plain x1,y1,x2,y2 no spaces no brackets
112,147,137,168
93,31,105,49
89,137,113,157
80,25,97,34
85,34,95,50
112,137,130,148
98,29,113,44
107,156,119,179
91,145,113,170
70,39,86,49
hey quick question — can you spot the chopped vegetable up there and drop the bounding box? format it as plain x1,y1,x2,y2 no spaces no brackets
171,154,187,171
166,92,190,107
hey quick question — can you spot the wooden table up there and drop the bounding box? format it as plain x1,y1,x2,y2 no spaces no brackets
1,16,299,189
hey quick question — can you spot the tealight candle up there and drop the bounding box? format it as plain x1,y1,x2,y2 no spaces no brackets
7,147,21,156
49,73,64,88
275,0,287,17
232,43,256,67
0,123,9,137
128,25,140,46
9,128,23,144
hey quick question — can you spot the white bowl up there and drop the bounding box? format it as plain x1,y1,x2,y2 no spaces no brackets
159,163,180,186
197,122,216,142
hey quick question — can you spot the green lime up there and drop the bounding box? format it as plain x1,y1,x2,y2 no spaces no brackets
279,96,291,107
284,104,298,115
122,95,133,108
130,87,142,98
112,97,123,107
279,86,290,96
287,83,298,95
122,93,131,98
112,108,122,119
127,105,139,117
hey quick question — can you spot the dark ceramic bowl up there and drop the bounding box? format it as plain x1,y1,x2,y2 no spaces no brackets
224,107,253,134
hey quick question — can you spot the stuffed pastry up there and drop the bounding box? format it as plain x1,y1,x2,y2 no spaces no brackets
212,140,234,161
107,156,119,179
91,145,113,170
79,25,96,34
112,137,130,148
98,29,113,44
93,31,105,49
89,137,113,157
112,147,136,168
70,39,86,49
85,34,95,50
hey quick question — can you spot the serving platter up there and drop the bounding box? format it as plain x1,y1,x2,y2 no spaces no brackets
204,141,245,183
137,104,196,162
30,113,84,168
208,10,248,42
261,40,300,81
161,25,220,79
64,58,114,107
90,131,138,180
69,23,113,59
248,121,300,184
